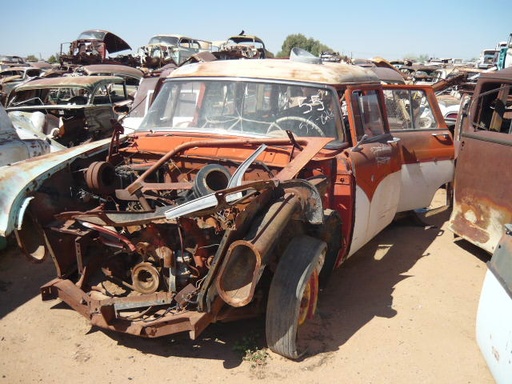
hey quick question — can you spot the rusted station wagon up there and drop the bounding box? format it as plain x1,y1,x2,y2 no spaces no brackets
1,59,453,359
448,66,512,254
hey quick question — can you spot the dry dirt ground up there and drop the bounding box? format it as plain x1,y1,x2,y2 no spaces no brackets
0,190,495,383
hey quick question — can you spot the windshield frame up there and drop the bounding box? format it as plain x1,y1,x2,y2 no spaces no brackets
136,77,346,141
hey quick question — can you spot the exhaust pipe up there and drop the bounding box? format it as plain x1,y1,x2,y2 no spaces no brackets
216,193,300,307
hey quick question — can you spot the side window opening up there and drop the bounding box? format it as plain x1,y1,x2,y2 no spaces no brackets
473,83,512,134
351,89,386,139
383,89,438,130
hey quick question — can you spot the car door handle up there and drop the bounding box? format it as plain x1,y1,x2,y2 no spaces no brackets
387,137,401,144
432,132,450,138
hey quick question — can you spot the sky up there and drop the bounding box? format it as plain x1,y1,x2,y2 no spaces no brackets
1,0,511,62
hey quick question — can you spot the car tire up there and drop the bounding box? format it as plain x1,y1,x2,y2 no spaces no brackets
266,235,326,359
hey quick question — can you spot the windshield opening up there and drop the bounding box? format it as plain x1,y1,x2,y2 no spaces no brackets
137,79,343,140
148,36,180,46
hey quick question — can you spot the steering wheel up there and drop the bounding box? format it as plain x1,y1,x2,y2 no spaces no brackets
267,116,325,137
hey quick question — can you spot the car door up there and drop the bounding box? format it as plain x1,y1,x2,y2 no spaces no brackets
449,78,512,253
344,85,402,257
382,84,455,212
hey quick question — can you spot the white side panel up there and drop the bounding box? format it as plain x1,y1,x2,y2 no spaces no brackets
476,270,512,384
348,171,401,257
397,160,454,212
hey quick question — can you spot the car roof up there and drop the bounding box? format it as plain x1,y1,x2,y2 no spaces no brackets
227,35,265,45
150,34,190,39
477,66,512,82
79,64,144,79
168,59,380,86
0,66,37,72
14,75,125,91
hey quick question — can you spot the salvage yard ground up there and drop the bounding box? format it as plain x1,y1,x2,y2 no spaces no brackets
0,190,494,383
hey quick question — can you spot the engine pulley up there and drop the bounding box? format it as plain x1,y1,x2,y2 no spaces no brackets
85,161,117,195
131,262,160,294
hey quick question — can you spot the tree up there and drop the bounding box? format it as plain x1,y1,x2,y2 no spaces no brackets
277,34,334,58
26,54,38,62
403,53,430,64
48,55,59,64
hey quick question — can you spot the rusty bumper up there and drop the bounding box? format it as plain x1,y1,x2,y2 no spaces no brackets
41,278,215,339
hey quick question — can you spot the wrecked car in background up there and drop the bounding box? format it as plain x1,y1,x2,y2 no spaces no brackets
139,34,211,68
2,59,453,359
214,33,269,59
0,66,44,105
5,75,131,146
59,29,136,67
0,104,59,167
73,64,144,97
0,55,27,70
449,66,512,254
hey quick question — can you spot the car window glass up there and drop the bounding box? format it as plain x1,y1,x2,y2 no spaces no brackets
139,80,342,139
384,89,438,130
350,89,385,139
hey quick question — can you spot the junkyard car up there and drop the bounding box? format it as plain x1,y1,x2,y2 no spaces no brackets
5,75,131,146
0,55,27,70
59,29,135,67
476,224,512,383
0,104,54,167
73,64,144,94
2,59,453,359
448,66,512,254
139,34,211,68
0,66,44,104
214,34,269,60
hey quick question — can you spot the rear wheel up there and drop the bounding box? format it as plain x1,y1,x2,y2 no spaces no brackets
266,235,326,359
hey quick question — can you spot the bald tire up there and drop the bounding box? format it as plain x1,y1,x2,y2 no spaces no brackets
265,235,326,359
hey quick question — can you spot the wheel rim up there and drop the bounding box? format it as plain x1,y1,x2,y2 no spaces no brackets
298,269,319,325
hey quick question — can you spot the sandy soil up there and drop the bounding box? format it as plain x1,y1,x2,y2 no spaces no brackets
0,190,495,383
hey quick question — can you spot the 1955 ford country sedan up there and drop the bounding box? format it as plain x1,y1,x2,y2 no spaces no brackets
0,58,453,359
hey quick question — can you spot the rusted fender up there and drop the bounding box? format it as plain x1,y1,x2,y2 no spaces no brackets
215,178,325,307
0,138,113,238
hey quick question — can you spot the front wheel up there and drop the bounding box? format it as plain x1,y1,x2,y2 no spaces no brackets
266,235,326,359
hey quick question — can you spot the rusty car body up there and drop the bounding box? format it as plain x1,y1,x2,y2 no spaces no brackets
214,34,269,60
0,55,27,70
138,34,212,69
73,64,144,93
0,66,44,105
448,67,512,254
59,30,135,67
5,75,130,146
0,103,53,167
2,59,453,359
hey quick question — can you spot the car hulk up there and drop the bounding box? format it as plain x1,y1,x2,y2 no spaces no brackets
0,58,453,359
